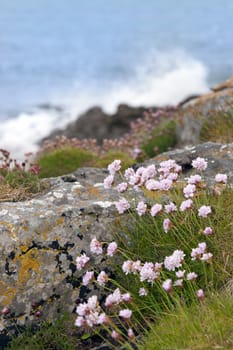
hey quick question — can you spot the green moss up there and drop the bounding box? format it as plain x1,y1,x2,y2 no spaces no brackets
140,292,233,350
200,109,233,143
37,147,95,178
142,120,177,158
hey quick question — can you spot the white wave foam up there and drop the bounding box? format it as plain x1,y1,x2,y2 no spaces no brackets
0,49,209,159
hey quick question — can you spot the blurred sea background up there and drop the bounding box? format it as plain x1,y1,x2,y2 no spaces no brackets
0,0,233,157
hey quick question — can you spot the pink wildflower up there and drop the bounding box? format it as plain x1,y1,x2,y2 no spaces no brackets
139,287,148,296
201,252,213,262
159,178,173,191
203,227,213,235
105,288,122,307
186,272,198,280
180,199,193,211
183,184,196,198
192,157,208,171
145,179,161,190
164,250,185,271
104,175,114,189
124,167,135,181
119,309,132,319
198,205,211,217
197,289,205,301
188,174,202,185
122,293,131,303
82,271,94,286
164,202,177,214
162,279,172,293
163,218,172,233
215,173,227,183
90,237,103,255
176,270,186,278
117,182,128,193
136,201,147,216
115,198,130,214
128,328,135,339
140,262,159,283
150,203,163,217
108,160,121,175
174,279,183,287
97,271,109,286
107,241,118,256
76,253,90,271
111,330,120,340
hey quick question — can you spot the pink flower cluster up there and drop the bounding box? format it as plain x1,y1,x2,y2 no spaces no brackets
191,242,213,262
164,250,186,271
75,295,107,327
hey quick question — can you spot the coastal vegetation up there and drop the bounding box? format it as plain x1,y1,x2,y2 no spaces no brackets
2,105,233,350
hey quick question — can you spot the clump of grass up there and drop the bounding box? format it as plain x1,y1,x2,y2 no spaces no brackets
142,120,177,157
141,292,233,350
200,108,233,143
36,147,96,178
0,149,45,201
6,313,79,350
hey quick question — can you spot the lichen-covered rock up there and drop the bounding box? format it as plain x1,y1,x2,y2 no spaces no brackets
176,77,233,145
0,143,232,341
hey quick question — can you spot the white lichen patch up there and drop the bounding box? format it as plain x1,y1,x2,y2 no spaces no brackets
53,191,64,199
93,201,114,208
0,209,8,216
94,183,104,188
71,183,83,191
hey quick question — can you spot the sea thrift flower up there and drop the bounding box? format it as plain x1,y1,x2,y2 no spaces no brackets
191,242,207,260
180,199,193,211
107,241,118,256
174,279,183,287
111,330,120,340
183,184,196,198
122,293,131,303
139,287,148,296
159,178,173,191
105,288,122,307
188,174,202,185
215,173,227,183
186,272,198,280
176,270,186,278
115,198,130,214
104,175,114,189
201,252,213,262
117,182,128,193
97,271,109,286
128,328,135,339
140,262,159,283
197,289,205,301
192,157,208,171
163,218,172,233
82,271,94,286
164,250,185,271
203,227,213,235
119,309,132,319
162,279,172,293
164,202,177,213
124,167,135,181
136,201,147,216
108,159,121,175
90,237,103,255
198,205,211,217
151,203,163,216
145,179,161,190
76,254,90,271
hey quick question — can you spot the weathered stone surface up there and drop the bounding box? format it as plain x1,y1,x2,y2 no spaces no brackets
176,77,233,146
0,142,232,342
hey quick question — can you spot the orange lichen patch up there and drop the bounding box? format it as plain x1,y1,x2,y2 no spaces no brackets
56,217,64,226
154,155,169,162
19,245,29,253
0,283,16,306
16,248,41,286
